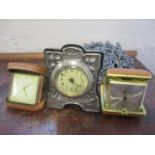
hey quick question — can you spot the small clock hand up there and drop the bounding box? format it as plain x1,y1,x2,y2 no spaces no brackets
71,81,81,88
68,78,81,88
127,91,143,98
74,82,81,87
23,83,31,97
23,83,31,90
23,88,27,97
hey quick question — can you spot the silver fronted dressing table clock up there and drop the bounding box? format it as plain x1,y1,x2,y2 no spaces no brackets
44,44,102,112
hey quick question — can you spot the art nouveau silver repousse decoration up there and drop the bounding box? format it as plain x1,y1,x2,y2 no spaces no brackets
100,68,152,116
44,44,102,112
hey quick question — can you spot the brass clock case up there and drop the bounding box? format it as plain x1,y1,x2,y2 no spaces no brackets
100,68,152,116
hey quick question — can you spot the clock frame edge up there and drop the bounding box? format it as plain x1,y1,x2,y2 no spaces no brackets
5,62,47,111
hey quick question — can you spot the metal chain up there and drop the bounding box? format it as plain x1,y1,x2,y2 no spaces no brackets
84,41,134,84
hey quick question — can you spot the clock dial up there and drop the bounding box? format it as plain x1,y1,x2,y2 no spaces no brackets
109,83,145,111
55,67,89,97
9,73,40,105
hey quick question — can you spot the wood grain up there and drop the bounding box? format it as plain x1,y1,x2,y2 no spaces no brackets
0,59,154,134
0,53,43,61
0,50,137,61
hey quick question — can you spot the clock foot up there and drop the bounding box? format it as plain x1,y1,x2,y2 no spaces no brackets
46,94,100,112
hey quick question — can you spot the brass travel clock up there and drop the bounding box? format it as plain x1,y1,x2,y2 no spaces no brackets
100,68,152,116
45,44,102,112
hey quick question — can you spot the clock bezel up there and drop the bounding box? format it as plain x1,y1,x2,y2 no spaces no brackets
108,80,148,111
7,72,42,106
51,60,94,97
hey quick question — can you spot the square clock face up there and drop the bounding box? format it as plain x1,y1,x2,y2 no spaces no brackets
108,80,147,112
8,73,40,105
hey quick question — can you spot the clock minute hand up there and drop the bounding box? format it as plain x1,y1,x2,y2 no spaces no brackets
23,83,31,97
23,83,31,90
23,88,27,97
68,78,81,88
72,81,81,87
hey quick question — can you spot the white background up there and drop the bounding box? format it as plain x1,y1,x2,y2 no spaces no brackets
0,19,155,74
0,0,155,155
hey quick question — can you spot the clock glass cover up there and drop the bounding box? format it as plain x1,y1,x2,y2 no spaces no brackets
55,66,89,97
9,73,40,105
108,81,146,112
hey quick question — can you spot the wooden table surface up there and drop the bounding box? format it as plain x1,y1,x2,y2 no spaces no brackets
0,59,155,135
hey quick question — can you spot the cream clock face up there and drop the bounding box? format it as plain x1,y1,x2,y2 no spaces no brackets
9,73,40,105
55,67,89,97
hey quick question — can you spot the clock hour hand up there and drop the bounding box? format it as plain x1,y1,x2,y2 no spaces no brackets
23,83,31,90
23,83,31,96
68,78,81,88
72,82,81,88
23,88,27,97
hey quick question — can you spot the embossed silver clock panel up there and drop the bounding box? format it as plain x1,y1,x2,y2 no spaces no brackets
44,44,102,112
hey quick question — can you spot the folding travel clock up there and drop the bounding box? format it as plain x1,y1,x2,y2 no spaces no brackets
6,62,47,111
44,44,102,112
100,68,152,116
